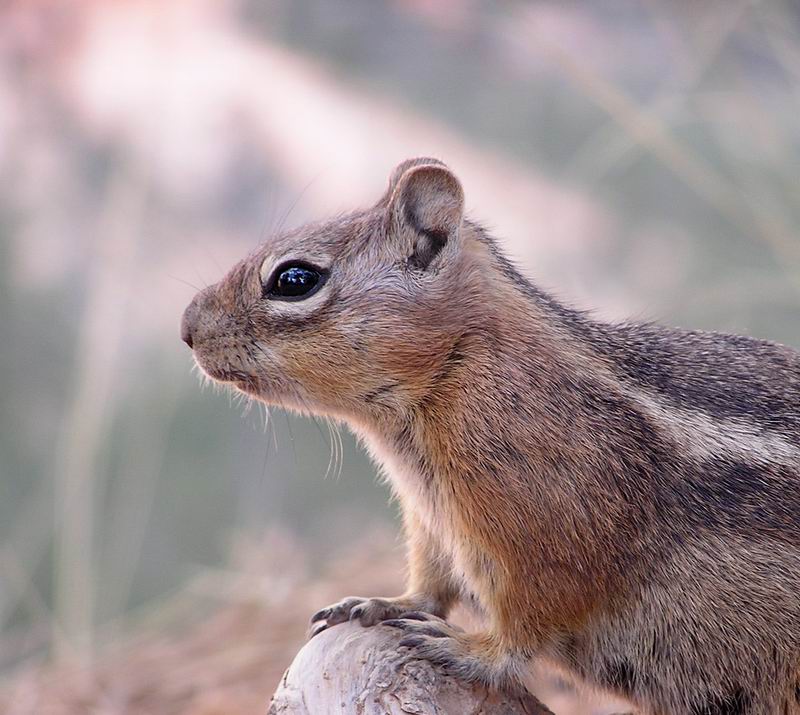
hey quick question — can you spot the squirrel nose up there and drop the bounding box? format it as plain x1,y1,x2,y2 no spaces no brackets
181,318,194,349
181,299,199,349
182,286,219,349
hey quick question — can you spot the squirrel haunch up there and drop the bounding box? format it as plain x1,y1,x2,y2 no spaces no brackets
183,158,800,715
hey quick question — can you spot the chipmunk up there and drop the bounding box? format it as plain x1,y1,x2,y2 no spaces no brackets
181,158,800,714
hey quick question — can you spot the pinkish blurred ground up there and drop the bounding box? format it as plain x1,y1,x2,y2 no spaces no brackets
0,529,632,714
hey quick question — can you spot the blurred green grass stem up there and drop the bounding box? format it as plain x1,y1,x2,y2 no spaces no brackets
52,161,147,665
518,4,800,283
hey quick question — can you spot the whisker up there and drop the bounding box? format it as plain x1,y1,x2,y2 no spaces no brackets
193,266,210,291
334,419,345,482
257,180,281,244
168,274,203,291
324,420,336,481
308,415,333,481
274,173,321,236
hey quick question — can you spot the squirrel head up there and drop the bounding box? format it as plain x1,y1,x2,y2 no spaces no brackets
182,158,491,420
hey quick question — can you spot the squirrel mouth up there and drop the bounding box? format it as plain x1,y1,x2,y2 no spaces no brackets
212,370,263,398
193,355,284,403
194,359,254,388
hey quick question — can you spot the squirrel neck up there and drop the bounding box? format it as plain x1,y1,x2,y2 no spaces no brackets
347,233,680,609
357,239,628,491
352,255,656,595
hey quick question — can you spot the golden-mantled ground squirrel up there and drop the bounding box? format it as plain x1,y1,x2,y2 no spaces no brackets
182,158,800,714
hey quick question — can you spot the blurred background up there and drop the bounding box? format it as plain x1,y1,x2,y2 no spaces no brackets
1,1,799,713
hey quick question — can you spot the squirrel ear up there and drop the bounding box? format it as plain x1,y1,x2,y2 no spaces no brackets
385,160,465,270
378,157,447,206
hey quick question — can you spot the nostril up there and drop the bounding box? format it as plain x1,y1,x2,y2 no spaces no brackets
182,326,194,349
180,310,195,349
182,288,216,350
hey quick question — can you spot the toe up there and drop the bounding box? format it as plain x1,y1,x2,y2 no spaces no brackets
348,603,366,622
310,596,366,626
309,621,329,639
398,634,426,648
399,635,461,669
397,611,430,621
310,607,331,624
383,618,449,638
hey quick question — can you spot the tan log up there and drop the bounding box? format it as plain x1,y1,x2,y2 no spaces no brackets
268,621,551,714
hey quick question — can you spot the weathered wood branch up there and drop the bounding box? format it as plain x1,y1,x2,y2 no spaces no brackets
268,621,552,714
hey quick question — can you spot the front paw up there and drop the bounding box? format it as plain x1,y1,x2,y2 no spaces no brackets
383,613,468,668
309,596,426,638
383,615,499,686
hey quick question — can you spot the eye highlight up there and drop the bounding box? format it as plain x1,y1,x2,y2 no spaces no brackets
263,262,327,301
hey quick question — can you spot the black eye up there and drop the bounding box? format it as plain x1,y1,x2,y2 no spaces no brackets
265,263,326,300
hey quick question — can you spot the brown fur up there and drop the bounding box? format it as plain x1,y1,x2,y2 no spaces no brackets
182,159,800,714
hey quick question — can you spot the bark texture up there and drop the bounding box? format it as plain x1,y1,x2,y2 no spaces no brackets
268,621,552,714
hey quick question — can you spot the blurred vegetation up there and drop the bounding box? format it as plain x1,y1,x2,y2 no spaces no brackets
1,2,799,702
248,0,800,339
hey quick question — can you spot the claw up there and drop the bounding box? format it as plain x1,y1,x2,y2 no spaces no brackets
309,621,329,638
310,607,331,624
382,618,449,638
397,611,430,621
309,597,367,628
399,635,426,648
